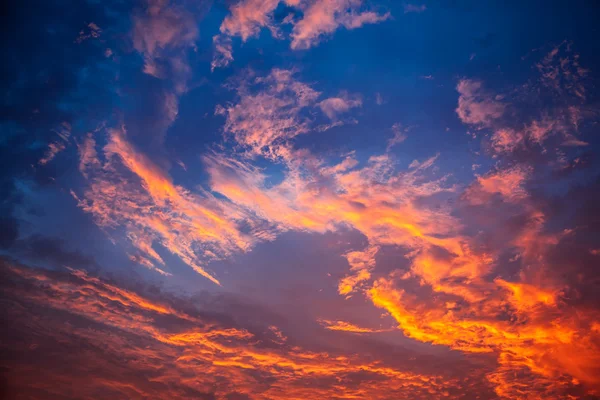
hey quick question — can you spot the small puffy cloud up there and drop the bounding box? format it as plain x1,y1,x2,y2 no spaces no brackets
318,92,362,120
456,79,505,127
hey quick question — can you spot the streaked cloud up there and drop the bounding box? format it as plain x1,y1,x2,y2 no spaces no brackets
74,126,252,283
38,122,71,165
318,318,390,333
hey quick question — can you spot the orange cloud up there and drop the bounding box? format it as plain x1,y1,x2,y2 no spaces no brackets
2,261,468,399
464,166,530,205
74,126,253,283
70,63,600,399
318,319,390,333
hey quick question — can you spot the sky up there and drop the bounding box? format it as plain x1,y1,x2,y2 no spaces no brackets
2,0,600,399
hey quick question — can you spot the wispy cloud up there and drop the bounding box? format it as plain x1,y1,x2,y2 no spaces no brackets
318,91,362,120
38,122,71,165
318,318,390,333
403,4,427,14
212,0,390,68
290,0,390,50
455,79,505,127
74,126,252,283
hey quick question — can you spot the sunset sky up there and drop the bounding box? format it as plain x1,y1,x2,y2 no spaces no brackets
2,1,600,399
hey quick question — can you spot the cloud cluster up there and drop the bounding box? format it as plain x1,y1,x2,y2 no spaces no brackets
73,127,252,283
455,79,505,128
213,0,389,68
1,260,482,399
62,41,600,396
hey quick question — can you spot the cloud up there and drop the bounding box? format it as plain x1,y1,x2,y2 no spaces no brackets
1,259,471,399
131,0,208,142
211,34,233,71
212,0,390,67
219,0,282,41
536,41,589,100
290,0,390,50
74,126,252,283
318,318,389,333
75,22,102,44
464,166,530,205
207,65,600,397
403,4,427,14
461,45,592,160
386,123,409,151
132,0,199,89
211,0,283,68
317,91,362,120
489,113,580,155
456,79,505,127
218,69,321,159
38,122,71,165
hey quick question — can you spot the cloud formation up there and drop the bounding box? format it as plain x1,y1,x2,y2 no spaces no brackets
74,127,252,283
456,79,505,127
1,260,480,399
213,0,389,67
4,1,600,399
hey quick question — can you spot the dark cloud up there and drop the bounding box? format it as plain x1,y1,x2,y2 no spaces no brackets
0,258,496,399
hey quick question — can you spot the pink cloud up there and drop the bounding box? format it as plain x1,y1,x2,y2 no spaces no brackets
218,69,320,159
464,166,530,205
219,0,281,41
290,0,390,50
132,0,199,89
317,92,362,120
38,122,71,165
456,79,505,127
213,0,389,68
386,123,409,151
536,41,589,100
211,34,233,71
